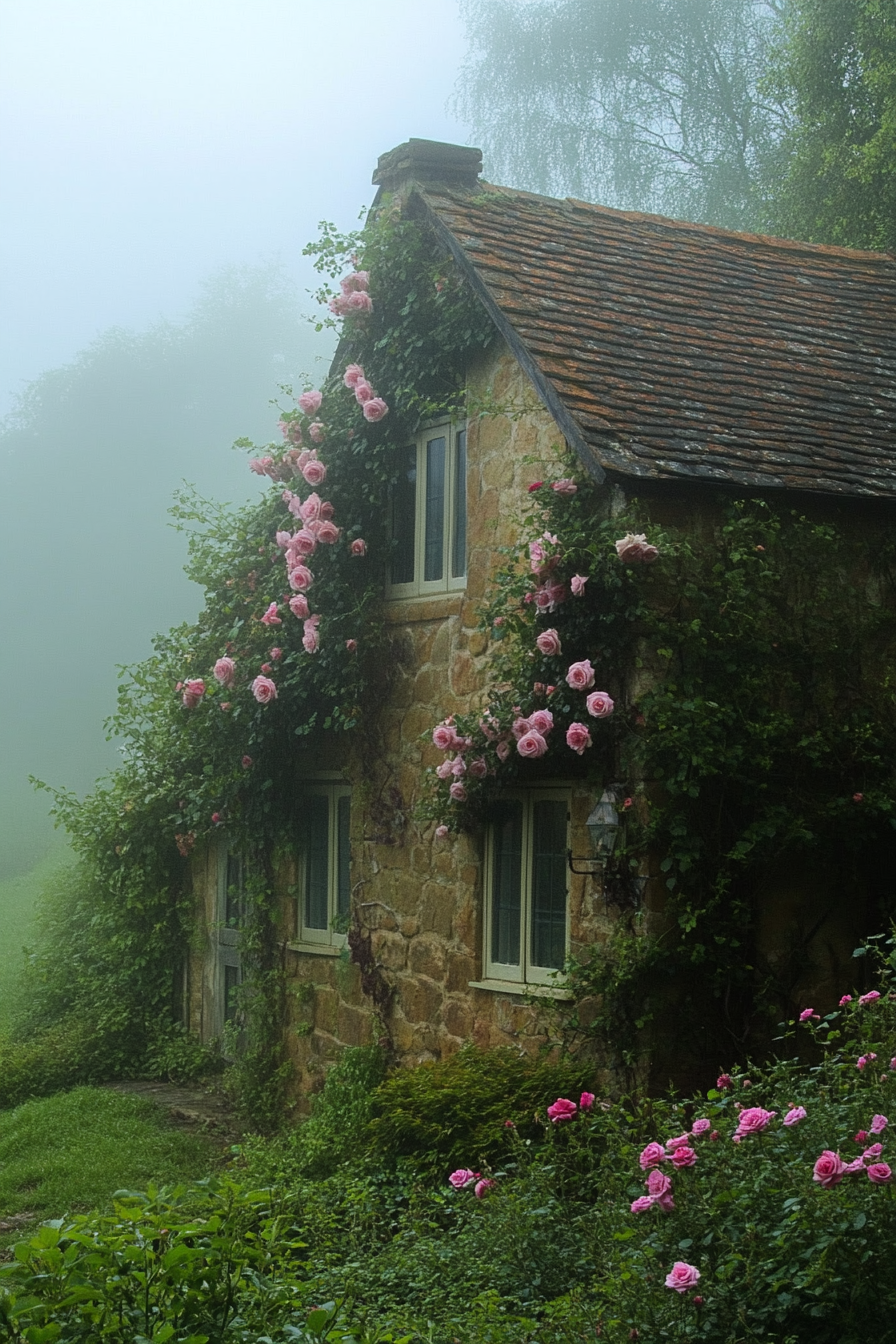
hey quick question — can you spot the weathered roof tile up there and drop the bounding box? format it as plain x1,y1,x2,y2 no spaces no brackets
415,183,896,498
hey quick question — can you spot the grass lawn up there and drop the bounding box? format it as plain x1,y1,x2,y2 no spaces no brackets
0,1086,221,1244
0,849,69,1030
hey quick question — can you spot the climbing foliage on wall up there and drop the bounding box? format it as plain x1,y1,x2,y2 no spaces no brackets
421,471,896,1078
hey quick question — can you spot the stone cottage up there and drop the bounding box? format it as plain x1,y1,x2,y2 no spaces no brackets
186,139,896,1095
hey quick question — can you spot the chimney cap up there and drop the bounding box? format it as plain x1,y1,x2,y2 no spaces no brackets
372,138,482,192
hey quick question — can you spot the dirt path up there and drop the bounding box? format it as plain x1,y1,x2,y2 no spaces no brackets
104,1079,245,1146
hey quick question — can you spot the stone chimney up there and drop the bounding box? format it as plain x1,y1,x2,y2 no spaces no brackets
372,139,482,196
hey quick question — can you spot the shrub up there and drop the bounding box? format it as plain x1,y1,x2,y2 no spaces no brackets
366,1045,595,1172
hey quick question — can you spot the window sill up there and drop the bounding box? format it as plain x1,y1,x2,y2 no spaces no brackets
468,978,574,1001
287,941,345,958
384,594,464,624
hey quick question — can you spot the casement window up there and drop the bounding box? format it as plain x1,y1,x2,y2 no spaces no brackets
388,422,467,596
482,792,569,987
215,848,244,1040
296,785,352,949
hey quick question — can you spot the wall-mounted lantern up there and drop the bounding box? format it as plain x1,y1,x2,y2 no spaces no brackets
568,788,620,874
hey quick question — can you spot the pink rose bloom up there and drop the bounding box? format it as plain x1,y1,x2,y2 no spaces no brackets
181,678,205,708
580,1091,595,1111
717,1074,733,1090
448,1169,477,1190
260,602,282,626
511,717,531,740
855,1130,869,1142
813,1150,847,1188
329,292,350,315
292,529,318,557
303,616,320,655
570,574,588,596
868,1163,892,1185
691,1118,711,1136
517,729,549,759
864,1143,883,1159
299,492,322,523
656,1191,675,1212
354,380,374,404
891,1058,896,1071
585,691,614,718
857,1053,878,1070
536,628,562,657
666,1134,691,1151
241,755,252,768
646,1169,672,1198
363,397,389,422
469,757,488,779
345,639,358,653
251,675,277,704
249,457,266,475
551,478,577,495
639,1142,667,1170
630,1195,656,1214
871,1114,889,1134
449,781,467,802
309,421,325,443
734,1107,776,1138
566,660,595,691
340,270,369,294
432,723,458,751
350,538,367,556
450,755,466,777
783,1106,807,1127
211,812,222,825
435,824,449,839
297,389,322,415
839,995,853,1006
289,594,310,619
799,1008,819,1022
566,722,592,755
343,363,365,389
270,647,282,660
859,990,881,1005
547,1097,578,1123
315,520,341,545
528,709,554,736
288,565,314,592
302,459,327,487
665,1262,700,1294
275,530,292,549
844,1156,867,1174
474,1178,495,1199
347,289,373,312
213,657,236,687
496,740,511,762
671,1146,697,1169
615,532,660,564
436,759,455,780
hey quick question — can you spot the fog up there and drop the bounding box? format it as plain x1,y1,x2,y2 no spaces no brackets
0,0,470,878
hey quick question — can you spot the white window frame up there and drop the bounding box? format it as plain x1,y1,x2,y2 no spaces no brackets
294,783,352,952
387,419,467,598
481,789,570,988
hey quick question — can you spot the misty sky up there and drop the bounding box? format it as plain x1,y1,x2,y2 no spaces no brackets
0,0,476,875
0,0,470,417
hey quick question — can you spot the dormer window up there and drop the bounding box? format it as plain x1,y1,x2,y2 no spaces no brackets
388,422,467,596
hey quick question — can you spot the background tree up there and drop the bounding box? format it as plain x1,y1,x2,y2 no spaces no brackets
0,265,327,877
763,0,896,250
454,0,785,230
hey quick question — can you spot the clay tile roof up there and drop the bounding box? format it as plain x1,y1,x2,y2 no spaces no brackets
413,183,896,499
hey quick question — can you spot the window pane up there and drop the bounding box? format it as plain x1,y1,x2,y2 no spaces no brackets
531,800,568,970
224,963,241,1024
451,429,467,579
225,853,243,928
304,795,329,930
424,436,446,581
336,794,351,918
391,446,417,584
491,800,523,966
